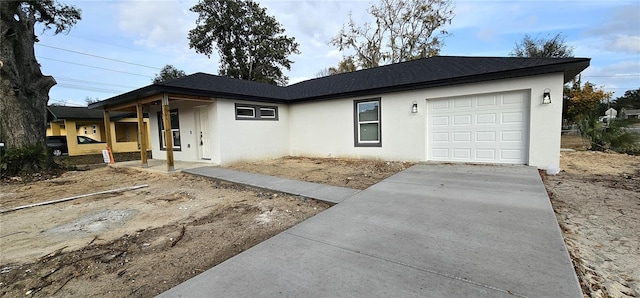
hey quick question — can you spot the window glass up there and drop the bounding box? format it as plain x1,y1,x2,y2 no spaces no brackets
358,102,379,121
236,107,255,118
354,99,381,147
260,108,276,118
359,123,379,141
158,109,181,150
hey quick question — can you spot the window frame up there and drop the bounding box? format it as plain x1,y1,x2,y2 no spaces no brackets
157,109,181,151
235,103,279,120
354,98,382,147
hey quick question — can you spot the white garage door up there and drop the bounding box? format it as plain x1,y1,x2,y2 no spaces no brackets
427,90,529,164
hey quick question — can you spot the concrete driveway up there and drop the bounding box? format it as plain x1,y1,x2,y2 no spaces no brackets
160,164,581,297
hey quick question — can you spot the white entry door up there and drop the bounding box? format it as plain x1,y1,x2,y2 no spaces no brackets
427,90,530,164
198,107,211,160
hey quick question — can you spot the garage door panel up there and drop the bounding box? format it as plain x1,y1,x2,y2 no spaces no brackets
502,112,524,124
476,113,497,124
427,91,529,164
476,131,496,142
453,132,471,142
432,116,449,126
453,115,472,125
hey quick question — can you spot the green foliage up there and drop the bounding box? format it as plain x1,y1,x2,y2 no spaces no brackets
510,33,573,58
578,113,640,155
612,88,640,111
0,145,52,178
153,65,187,84
330,0,454,69
188,0,300,86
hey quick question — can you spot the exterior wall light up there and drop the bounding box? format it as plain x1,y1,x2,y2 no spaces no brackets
412,101,418,113
542,88,552,104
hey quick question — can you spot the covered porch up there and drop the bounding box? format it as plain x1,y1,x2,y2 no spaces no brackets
93,91,214,172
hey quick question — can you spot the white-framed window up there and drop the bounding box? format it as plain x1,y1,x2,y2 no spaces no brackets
83,126,87,134
92,125,97,134
235,104,278,120
354,98,381,147
157,109,181,151
236,106,256,118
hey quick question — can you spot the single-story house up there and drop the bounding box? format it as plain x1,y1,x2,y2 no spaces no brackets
89,56,590,170
621,108,640,119
47,106,151,156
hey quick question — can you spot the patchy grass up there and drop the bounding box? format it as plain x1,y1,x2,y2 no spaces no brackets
561,134,589,151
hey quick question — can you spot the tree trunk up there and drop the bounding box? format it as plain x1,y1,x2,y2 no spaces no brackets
0,2,56,149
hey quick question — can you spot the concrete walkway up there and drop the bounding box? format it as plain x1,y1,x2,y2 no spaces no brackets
161,164,581,298
184,167,360,204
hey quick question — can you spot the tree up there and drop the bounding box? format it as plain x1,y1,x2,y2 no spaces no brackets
510,33,573,58
188,0,300,86
85,96,100,106
567,82,613,122
153,64,187,84
330,0,454,69
0,1,81,150
611,88,640,111
316,56,358,77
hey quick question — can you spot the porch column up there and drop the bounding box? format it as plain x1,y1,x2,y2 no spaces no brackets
136,103,148,168
103,110,113,149
161,93,175,171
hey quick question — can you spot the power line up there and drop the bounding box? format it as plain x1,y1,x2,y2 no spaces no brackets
37,44,162,70
37,56,154,78
56,76,138,89
583,75,640,78
55,83,126,94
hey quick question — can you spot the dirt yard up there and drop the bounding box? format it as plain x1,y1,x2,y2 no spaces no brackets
543,151,640,298
1,152,637,297
0,158,408,297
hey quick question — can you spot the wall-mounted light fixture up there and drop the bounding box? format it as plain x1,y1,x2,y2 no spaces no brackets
411,101,418,113
542,88,552,104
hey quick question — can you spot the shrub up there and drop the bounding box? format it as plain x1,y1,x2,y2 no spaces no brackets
0,145,53,178
578,115,640,155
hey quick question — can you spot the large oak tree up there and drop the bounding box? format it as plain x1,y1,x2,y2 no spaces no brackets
188,0,299,86
0,1,81,149
330,0,454,70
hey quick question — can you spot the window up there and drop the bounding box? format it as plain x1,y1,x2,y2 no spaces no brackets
157,109,181,151
354,99,381,147
92,125,97,134
235,104,278,120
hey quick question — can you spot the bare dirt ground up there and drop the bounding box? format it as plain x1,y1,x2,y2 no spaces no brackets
543,151,640,298
1,152,637,297
0,159,408,297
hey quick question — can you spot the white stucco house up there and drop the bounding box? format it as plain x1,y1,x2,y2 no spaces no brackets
89,56,590,170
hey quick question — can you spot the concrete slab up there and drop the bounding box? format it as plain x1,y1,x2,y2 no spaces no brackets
162,164,581,298
184,167,360,204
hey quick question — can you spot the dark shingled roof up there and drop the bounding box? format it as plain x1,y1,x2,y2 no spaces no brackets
90,56,590,109
47,106,139,121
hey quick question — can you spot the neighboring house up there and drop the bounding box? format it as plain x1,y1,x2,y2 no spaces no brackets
89,56,590,169
621,108,640,119
47,106,151,156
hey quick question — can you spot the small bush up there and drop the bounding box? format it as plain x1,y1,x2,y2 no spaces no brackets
0,145,53,178
578,115,640,155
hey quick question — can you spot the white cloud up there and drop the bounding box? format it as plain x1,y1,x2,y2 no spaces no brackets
116,1,194,50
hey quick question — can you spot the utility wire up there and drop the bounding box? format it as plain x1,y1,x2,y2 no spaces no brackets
55,83,126,94
56,76,138,89
37,44,162,70
38,56,154,78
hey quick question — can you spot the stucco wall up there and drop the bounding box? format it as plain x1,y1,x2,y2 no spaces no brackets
215,99,290,164
289,73,564,169
149,99,289,165
149,101,212,163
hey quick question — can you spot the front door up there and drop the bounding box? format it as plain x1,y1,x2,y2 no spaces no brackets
198,107,211,160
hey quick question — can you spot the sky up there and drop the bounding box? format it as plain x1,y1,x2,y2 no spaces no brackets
35,0,640,107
